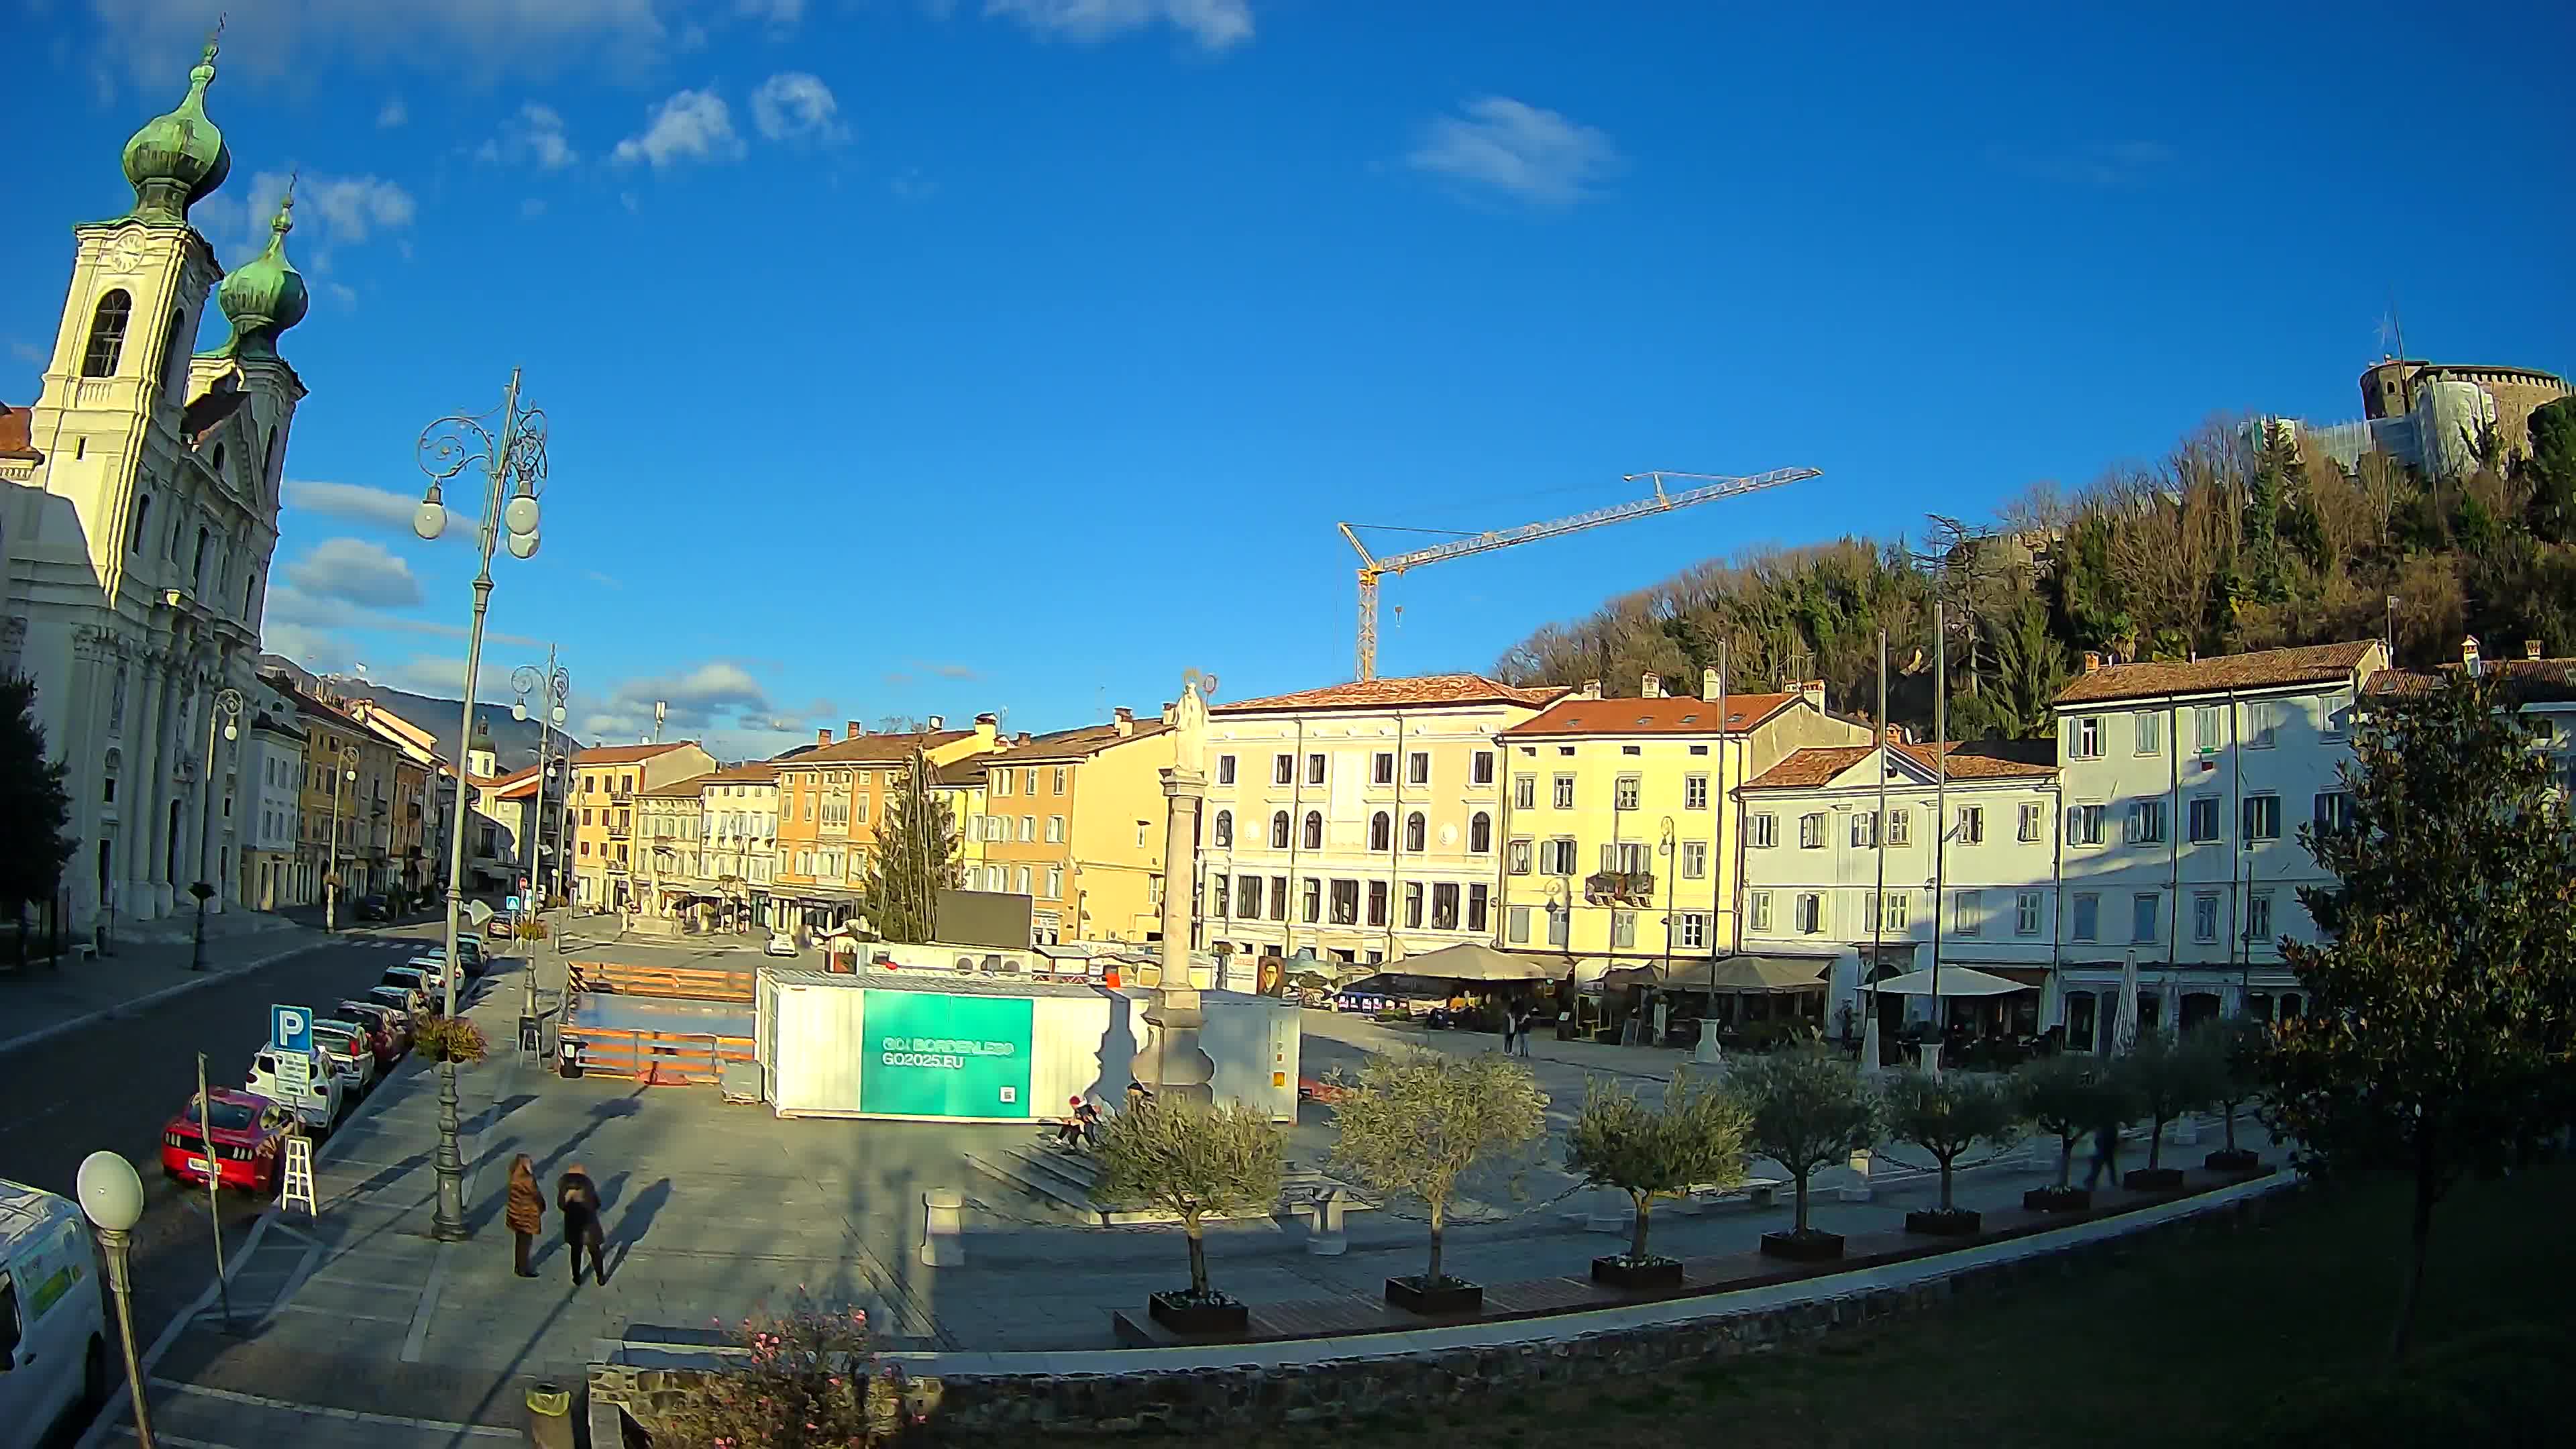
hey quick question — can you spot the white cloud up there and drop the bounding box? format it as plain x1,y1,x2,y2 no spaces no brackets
613,89,746,168
284,537,424,608
88,0,681,85
283,478,472,543
321,280,359,309
737,0,805,23
376,653,519,703
8,339,43,365
750,72,847,144
577,658,830,753
983,0,1252,50
195,170,419,261
1407,97,1622,207
260,620,354,676
376,97,407,127
478,103,579,170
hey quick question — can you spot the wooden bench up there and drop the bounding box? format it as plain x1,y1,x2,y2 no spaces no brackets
1678,1176,1784,1212
568,961,755,1003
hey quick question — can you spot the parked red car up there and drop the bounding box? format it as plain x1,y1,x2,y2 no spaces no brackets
160,1089,297,1193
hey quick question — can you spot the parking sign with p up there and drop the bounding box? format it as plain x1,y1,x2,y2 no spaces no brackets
271,1004,312,1055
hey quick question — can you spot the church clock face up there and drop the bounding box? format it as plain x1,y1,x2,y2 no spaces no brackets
105,233,145,274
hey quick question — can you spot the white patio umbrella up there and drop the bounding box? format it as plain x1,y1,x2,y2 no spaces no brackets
1864,965,2028,997
2116,951,2141,1056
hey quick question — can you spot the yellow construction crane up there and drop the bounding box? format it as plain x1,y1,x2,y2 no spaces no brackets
1337,468,1821,681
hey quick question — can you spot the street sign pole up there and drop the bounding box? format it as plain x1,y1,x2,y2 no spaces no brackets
195,1052,233,1334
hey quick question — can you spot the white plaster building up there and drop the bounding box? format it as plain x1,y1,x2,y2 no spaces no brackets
2049,640,2387,1047
0,40,309,936
1736,738,2060,1038
1196,674,1564,966
236,675,307,910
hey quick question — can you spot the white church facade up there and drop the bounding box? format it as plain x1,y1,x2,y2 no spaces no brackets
0,36,311,936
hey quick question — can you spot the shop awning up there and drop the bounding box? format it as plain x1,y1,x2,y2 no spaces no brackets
1867,965,2031,997
1391,942,1573,983
1678,955,1832,992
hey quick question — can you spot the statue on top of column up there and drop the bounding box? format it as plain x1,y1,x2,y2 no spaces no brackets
1175,669,1214,778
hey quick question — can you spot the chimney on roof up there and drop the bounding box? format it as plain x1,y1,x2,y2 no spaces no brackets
2527,640,2543,661
847,719,865,739
1578,679,1602,700
1800,680,1825,711
1113,706,1136,737
1701,666,1719,700
926,714,944,731
1886,724,1907,745
816,728,832,746
1015,731,1031,745
973,712,998,746
2083,651,2102,674
2463,635,2483,678
1641,672,1662,699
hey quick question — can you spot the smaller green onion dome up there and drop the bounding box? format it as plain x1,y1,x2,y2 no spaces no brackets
120,36,231,224
209,191,308,360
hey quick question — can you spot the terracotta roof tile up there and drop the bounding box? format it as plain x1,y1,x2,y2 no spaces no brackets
639,773,714,798
705,762,780,783
1214,673,1567,714
1744,740,2057,791
2367,657,2576,704
778,729,971,766
1501,692,1801,739
0,402,41,462
569,741,701,766
2054,641,2383,706
982,720,1171,763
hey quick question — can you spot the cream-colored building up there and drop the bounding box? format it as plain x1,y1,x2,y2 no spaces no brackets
568,741,716,911
1195,674,1565,965
947,707,1177,945
1495,672,1870,977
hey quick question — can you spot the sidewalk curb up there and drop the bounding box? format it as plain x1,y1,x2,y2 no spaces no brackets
0,934,333,1059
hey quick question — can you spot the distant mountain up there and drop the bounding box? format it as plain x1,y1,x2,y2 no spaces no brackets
319,678,578,775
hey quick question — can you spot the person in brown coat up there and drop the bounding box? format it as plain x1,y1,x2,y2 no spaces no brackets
504,1155,544,1277
557,1163,606,1287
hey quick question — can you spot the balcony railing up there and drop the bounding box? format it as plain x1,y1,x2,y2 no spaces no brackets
1584,869,1656,906
607,823,631,840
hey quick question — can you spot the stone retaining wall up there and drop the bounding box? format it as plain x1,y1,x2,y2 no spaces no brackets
590,1182,2296,1440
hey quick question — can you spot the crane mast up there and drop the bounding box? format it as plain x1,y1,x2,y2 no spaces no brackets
1339,467,1821,680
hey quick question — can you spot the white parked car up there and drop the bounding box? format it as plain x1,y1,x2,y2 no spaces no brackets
307,1021,378,1097
0,1177,110,1444
248,1049,344,1132
765,932,799,958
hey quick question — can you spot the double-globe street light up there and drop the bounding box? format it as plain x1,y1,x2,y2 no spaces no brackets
511,655,570,1036
322,744,359,931
189,686,244,971
413,369,547,1242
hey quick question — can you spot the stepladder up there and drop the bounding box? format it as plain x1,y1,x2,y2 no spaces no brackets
279,1134,318,1215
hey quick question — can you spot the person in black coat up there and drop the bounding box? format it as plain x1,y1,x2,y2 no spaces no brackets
557,1163,607,1287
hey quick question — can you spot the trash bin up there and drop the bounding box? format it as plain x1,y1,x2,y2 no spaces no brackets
525,1381,574,1449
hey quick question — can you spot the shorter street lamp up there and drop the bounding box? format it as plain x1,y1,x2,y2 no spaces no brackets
189,687,244,971
324,745,359,932
77,1150,154,1449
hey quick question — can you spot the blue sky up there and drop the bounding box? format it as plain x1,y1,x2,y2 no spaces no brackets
7,1,2571,759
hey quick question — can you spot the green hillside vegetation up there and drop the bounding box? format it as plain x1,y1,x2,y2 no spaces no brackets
1493,399,2576,741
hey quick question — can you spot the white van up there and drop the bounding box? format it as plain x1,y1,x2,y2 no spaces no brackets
0,1177,109,1444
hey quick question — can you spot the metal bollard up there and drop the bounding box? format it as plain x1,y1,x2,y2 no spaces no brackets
1305,1188,1348,1256
1837,1148,1875,1203
920,1188,965,1267
524,1381,574,1449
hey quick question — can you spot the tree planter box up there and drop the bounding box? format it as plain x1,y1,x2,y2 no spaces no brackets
1904,1208,1982,1236
1384,1275,1483,1316
2023,1186,2092,1212
2123,1167,2184,1190
1590,1256,1685,1291
2204,1148,2261,1173
1759,1230,1845,1263
1148,1291,1249,1336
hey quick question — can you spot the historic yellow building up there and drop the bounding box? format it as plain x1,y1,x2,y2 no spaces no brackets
1494,672,1869,975
769,718,996,932
949,707,1176,945
568,741,715,911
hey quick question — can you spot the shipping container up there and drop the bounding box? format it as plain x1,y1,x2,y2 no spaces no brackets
755,967,1299,1122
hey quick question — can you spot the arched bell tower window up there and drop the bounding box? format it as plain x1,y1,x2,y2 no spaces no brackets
82,290,133,377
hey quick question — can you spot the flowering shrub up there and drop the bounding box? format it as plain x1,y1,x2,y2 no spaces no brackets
659,1291,934,1448
413,1016,488,1065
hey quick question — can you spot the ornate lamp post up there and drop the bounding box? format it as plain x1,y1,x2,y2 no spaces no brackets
76,1150,154,1448
512,653,570,1034
413,370,547,1242
323,744,358,931
189,686,244,971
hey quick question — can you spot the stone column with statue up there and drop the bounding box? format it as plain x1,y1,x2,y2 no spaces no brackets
1146,672,1217,1107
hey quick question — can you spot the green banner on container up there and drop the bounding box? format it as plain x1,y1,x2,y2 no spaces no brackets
860,991,1034,1118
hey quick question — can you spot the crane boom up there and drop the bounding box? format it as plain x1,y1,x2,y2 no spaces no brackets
1341,466,1820,680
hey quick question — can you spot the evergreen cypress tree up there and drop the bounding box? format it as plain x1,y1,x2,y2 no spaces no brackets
0,673,76,959
859,747,960,944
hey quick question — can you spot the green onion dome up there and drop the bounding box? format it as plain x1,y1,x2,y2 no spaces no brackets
120,36,231,224
211,191,308,359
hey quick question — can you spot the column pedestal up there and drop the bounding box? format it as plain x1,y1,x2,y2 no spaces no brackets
1148,767,1214,1107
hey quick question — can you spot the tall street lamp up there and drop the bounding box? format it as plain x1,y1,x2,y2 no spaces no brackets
323,744,358,931
512,653,570,1034
76,1150,154,1449
189,686,244,971
414,369,548,1243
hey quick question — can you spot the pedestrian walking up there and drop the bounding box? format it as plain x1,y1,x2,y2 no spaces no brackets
2082,1120,2121,1192
504,1154,544,1278
557,1163,607,1287
1500,1007,1517,1056
1514,1006,1536,1057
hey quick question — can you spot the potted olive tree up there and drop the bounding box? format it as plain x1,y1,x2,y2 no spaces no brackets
1564,1068,1750,1291
2122,1030,2221,1190
2196,1018,2268,1173
2015,1053,2130,1211
1327,1049,1550,1315
1093,1099,1284,1336
1878,1069,2024,1235
1731,1046,1878,1262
